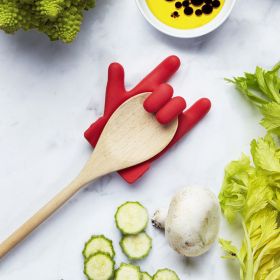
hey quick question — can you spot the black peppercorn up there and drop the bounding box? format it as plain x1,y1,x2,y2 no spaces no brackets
202,4,213,14
212,0,220,8
191,0,204,6
195,9,202,16
175,1,182,8
182,0,189,7
184,6,194,15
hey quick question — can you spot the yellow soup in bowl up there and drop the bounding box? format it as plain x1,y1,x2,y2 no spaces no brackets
146,0,224,29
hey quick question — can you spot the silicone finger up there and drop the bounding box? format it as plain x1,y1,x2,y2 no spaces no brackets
105,63,126,114
132,56,181,93
181,98,211,130
156,97,187,124
143,84,173,113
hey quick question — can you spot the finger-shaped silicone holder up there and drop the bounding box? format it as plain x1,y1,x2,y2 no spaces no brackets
156,97,187,124
84,56,211,184
143,84,173,113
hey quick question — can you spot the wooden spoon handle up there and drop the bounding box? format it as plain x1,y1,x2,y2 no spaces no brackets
0,149,108,259
0,177,85,259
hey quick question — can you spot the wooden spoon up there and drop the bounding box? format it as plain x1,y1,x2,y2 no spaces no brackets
0,92,178,259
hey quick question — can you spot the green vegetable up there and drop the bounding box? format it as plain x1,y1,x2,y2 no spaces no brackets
220,63,280,280
226,62,280,136
219,139,280,279
142,272,153,280
0,0,95,43
84,252,115,280
115,202,148,235
153,269,180,280
120,232,152,260
83,235,115,260
82,202,180,279
115,263,142,280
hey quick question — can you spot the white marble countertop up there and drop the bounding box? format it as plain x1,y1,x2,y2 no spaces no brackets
0,0,279,279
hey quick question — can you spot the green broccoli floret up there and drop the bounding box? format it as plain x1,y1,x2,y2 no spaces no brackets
0,0,95,43
36,0,65,20
0,0,20,33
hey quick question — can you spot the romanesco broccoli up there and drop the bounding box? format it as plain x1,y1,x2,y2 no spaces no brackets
0,0,95,43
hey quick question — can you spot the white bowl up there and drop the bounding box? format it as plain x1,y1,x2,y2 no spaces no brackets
135,0,236,38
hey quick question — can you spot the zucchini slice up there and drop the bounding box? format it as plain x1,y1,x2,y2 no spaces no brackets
115,263,142,280
120,232,152,260
142,272,153,280
84,252,114,280
115,201,148,234
83,235,115,259
153,269,180,280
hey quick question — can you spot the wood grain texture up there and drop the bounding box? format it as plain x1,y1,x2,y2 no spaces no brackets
0,92,178,259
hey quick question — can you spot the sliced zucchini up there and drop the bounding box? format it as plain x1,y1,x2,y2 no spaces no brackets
84,252,114,280
115,263,142,280
153,269,180,280
115,201,148,234
83,235,115,259
142,271,153,280
120,232,152,260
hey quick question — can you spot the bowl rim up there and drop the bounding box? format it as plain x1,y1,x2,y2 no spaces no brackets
135,0,237,38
